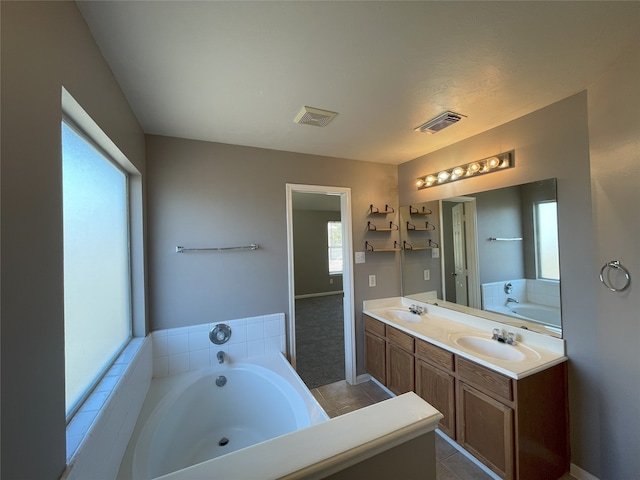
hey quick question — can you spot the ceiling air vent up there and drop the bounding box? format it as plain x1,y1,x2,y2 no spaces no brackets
414,111,466,134
294,106,338,127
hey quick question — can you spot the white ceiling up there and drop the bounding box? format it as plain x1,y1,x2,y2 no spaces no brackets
77,1,639,165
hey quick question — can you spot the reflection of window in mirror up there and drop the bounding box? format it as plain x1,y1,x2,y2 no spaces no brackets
534,201,560,280
327,221,343,274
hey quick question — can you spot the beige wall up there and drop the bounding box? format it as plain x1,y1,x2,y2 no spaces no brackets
0,2,146,478
398,41,640,478
146,135,400,372
399,91,601,474
293,209,344,296
587,42,640,479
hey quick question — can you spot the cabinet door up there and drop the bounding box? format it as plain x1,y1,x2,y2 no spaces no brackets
364,331,386,384
457,382,514,480
386,342,414,395
416,358,455,439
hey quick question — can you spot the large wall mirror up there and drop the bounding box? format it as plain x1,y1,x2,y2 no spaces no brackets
400,178,562,337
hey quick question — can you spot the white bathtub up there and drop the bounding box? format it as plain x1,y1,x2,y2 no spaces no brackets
123,353,327,480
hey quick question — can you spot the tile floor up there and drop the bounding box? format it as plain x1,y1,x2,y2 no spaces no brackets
311,380,577,480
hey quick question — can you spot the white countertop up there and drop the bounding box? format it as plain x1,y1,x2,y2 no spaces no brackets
364,297,567,380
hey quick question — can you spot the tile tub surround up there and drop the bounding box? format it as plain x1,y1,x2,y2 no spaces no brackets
62,337,153,480
481,279,560,310
151,313,287,377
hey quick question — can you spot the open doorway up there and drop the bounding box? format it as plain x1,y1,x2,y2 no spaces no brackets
286,184,355,388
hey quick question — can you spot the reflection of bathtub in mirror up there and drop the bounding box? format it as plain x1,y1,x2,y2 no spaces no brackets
507,303,560,325
481,278,561,328
487,302,561,329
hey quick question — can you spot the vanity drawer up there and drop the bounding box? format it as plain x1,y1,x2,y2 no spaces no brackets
457,357,513,402
416,339,455,372
364,315,386,337
387,326,414,353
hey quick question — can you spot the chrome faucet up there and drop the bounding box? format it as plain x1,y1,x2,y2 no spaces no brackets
506,297,519,304
492,328,517,345
409,304,424,315
217,351,226,364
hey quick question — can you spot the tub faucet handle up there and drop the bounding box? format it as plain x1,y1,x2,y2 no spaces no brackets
217,351,226,364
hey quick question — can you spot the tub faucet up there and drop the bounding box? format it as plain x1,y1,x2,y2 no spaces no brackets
506,297,519,304
217,351,226,364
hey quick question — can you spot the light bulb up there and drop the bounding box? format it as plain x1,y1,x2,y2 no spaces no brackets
438,171,450,181
426,175,436,183
453,166,465,177
487,157,500,169
468,162,480,173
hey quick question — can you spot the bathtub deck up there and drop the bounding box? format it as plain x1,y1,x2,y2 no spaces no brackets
153,392,442,480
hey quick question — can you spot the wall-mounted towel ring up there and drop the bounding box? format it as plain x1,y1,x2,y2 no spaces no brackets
599,260,631,292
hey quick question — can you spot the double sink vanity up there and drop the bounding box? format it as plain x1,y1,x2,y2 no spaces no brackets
363,296,569,480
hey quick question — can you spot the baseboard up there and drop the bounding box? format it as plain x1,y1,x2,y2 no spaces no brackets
570,464,600,480
364,375,396,397
295,291,343,299
435,430,501,480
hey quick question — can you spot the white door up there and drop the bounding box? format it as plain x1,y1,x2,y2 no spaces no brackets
452,203,468,305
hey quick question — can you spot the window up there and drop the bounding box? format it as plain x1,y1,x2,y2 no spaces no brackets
327,221,343,274
534,201,560,280
62,121,132,418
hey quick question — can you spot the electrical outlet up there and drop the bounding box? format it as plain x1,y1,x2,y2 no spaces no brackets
368,274,376,287
329,278,334,284
424,269,430,281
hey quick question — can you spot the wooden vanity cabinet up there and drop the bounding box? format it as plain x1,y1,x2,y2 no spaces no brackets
386,326,415,395
363,314,569,479
364,316,415,395
456,357,569,480
364,316,386,384
415,339,456,439
457,357,515,479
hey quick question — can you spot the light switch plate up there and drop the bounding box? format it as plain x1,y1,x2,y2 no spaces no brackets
355,251,366,264
432,248,440,258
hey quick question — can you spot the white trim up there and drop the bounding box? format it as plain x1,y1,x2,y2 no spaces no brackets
355,373,372,384
286,184,356,385
570,464,600,480
366,376,395,397
464,199,481,309
435,430,501,480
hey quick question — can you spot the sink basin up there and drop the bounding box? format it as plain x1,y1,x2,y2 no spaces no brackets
384,309,424,323
449,333,541,362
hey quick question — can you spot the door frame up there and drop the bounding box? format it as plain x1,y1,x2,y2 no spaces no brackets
452,203,469,305
440,197,481,309
285,183,356,385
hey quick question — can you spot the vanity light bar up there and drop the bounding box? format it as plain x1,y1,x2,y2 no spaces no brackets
416,151,514,190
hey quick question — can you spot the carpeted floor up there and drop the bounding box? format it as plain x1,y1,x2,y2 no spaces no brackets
295,295,345,389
